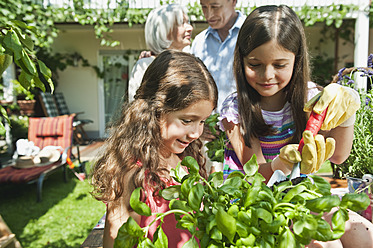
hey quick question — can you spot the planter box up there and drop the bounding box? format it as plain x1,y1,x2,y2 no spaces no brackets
17,100,36,116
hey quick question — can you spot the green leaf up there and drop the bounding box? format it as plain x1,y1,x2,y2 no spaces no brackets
215,208,236,243
309,175,331,196
13,26,34,51
138,238,156,248
208,171,224,189
46,77,54,93
244,186,260,207
331,208,348,239
293,216,317,244
161,185,180,201
239,233,255,246
210,226,222,240
265,213,285,233
282,184,307,203
243,154,258,176
169,199,192,213
226,170,245,179
154,226,168,248
188,183,204,211
181,236,199,248
20,49,36,75
237,211,252,226
222,176,242,188
129,187,151,216
0,105,10,125
178,214,195,232
181,176,198,199
255,208,273,224
279,227,299,248
114,217,143,248
173,162,189,183
18,70,33,90
181,156,199,175
227,205,239,218
305,195,340,213
235,220,249,238
3,30,23,60
0,54,13,76
340,193,370,211
258,186,275,205
33,75,46,92
37,59,52,78
313,218,333,242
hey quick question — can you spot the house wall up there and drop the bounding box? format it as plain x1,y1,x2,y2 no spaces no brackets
51,22,370,139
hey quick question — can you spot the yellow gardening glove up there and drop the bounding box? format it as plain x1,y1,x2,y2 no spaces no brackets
304,84,361,130
300,131,335,174
271,131,335,175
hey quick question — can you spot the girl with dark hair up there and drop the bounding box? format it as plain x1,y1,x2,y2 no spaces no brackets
219,5,371,247
91,50,218,247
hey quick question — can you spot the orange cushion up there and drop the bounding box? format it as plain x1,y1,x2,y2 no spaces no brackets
28,115,74,150
32,117,64,137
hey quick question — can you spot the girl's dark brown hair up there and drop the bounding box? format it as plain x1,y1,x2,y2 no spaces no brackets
91,50,217,203
233,5,310,147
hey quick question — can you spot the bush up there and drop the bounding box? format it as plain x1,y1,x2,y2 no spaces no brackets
332,56,373,178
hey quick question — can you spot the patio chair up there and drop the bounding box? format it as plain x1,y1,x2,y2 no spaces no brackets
0,115,83,202
38,92,93,144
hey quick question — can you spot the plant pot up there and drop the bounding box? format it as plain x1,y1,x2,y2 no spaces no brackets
347,175,373,193
17,100,36,116
347,175,373,222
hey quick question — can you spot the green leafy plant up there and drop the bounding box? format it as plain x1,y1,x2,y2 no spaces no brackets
115,155,369,247
204,114,226,163
12,80,36,100
332,56,373,178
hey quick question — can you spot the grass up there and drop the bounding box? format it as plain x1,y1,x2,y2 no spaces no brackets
0,162,106,248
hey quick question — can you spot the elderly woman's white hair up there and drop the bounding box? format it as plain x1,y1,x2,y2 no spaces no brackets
145,4,187,55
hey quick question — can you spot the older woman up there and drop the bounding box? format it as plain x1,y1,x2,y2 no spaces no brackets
128,4,193,102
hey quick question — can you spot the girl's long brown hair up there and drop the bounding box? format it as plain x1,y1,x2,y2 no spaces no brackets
91,50,218,203
233,5,310,148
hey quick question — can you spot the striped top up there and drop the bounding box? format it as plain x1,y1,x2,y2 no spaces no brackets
218,82,320,177
260,101,294,161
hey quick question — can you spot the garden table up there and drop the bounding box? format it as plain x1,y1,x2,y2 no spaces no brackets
80,229,103,248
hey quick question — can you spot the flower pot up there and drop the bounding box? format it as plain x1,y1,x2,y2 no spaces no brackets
347,175,373,222
17,100,36,116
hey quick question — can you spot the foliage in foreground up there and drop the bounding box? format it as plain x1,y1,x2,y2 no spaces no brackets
115,155,369,248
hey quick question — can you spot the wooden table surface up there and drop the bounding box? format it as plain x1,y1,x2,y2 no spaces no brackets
80,229,104,248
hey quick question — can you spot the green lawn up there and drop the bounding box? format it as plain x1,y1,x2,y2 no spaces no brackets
0,162,106,248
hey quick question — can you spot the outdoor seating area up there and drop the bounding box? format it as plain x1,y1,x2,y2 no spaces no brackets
0,114,85,202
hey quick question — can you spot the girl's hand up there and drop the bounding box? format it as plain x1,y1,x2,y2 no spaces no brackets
271,131,335,174
305,84,360,130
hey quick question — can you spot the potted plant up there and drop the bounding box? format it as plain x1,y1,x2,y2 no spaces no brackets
330,55,373,181
329,56,373,221
115,156,369,247
13,80,37,116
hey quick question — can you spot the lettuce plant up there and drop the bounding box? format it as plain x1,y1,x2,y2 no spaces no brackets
114,155,369,248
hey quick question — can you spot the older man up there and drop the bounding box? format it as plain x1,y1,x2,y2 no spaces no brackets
191,0,245,110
